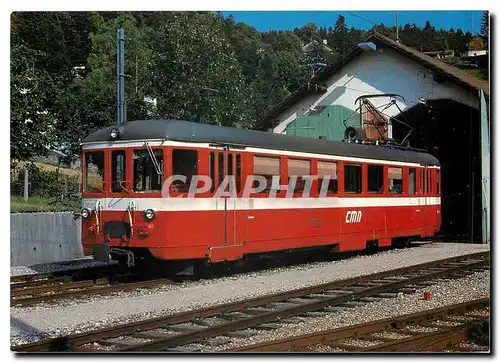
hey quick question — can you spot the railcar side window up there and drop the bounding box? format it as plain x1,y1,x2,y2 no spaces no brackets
254,156,280,193
367,165,384,193
409,168,417,194
427,170,431,195
209,152,215,192
344,164,362,193
172,149,197,193
420,169,425,194
133,149,163,192
111,150,127,192
236,154,242,193
317,161,338,194
84,151,104,192
288,159,310,193
388,167,403,194
436,170,440,195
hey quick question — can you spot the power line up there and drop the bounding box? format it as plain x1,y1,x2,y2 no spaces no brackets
344,11,380,27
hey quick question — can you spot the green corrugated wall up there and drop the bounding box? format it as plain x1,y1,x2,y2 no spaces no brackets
285,105,362,142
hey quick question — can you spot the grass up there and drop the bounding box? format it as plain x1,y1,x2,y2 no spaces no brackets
465,68,488,80
12,161,81,178
11,195,80,213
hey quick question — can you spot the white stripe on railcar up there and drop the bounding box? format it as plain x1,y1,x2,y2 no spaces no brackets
82,197,441,212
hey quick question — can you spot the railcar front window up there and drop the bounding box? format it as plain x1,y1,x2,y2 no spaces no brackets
317,161,338,194
172,149,198,193
133,149,163,192
111,150,126,192
84,151,104,193
367,165,384,193
388,167,403,194
344,164,362,193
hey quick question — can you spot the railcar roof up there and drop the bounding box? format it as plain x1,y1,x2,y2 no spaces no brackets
82,119,440,166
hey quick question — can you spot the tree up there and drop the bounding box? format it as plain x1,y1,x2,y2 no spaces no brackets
332,15,349,57
149,12,253,127
480,11,489,47
11,43,58,160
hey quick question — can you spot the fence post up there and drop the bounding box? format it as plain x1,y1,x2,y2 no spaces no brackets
24,168,29,202
64,174,68,200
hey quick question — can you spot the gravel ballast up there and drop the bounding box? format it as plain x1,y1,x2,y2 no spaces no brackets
11,258,113,277
10,242,489,346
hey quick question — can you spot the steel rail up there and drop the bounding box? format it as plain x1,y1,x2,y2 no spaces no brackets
121,259,489,351
227,298,489,352
11,251,489,352
11,278,177,307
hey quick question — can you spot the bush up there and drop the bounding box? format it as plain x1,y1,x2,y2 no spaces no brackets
11,163,81,199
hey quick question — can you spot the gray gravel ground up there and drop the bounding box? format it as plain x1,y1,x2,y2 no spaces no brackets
11,257,113,277
189,270,490,352
10,242,489,346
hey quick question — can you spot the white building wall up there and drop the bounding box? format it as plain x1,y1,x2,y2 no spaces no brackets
273,47,479,137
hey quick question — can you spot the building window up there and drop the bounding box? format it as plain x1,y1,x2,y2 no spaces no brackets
84,151,104,192
367,165,384,193
344,164,362,193
254,155,280,193
172,149,197,193
409,168,417,194
317,161,338,194
133,149,163,192
288,158,311,193
388,167,403,194
111,150,127,192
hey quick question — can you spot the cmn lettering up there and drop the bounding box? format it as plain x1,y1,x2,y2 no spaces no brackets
345,210,362,223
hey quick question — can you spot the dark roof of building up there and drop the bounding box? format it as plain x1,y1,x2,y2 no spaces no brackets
255,31,489,131
83,119,439,166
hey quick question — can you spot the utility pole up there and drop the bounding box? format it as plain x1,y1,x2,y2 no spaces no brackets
395,12,399,42
135,54,138,95
116,28,125,126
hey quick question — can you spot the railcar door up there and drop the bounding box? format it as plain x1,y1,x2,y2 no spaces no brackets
214,148,239,247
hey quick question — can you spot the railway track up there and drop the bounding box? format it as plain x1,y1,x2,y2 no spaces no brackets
10,264,119,287
228,298,490,352
11,251,489,352
10,264,177,307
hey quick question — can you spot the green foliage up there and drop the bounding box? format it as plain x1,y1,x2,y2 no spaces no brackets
10,43,58,160
10,11,487,164
11,163,80,199
480,11,489,46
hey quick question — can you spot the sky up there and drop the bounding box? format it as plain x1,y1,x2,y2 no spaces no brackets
221,11,485,35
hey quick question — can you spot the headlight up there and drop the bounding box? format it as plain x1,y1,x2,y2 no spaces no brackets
110,127,120,139
144,209,155,221
81,208,91,219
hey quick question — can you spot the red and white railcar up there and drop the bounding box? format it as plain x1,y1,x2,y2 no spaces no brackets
80,120,441,268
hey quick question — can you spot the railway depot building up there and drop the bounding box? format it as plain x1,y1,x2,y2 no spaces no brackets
255,31,490,243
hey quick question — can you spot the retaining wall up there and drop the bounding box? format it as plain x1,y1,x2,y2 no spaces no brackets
10,212,84,266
